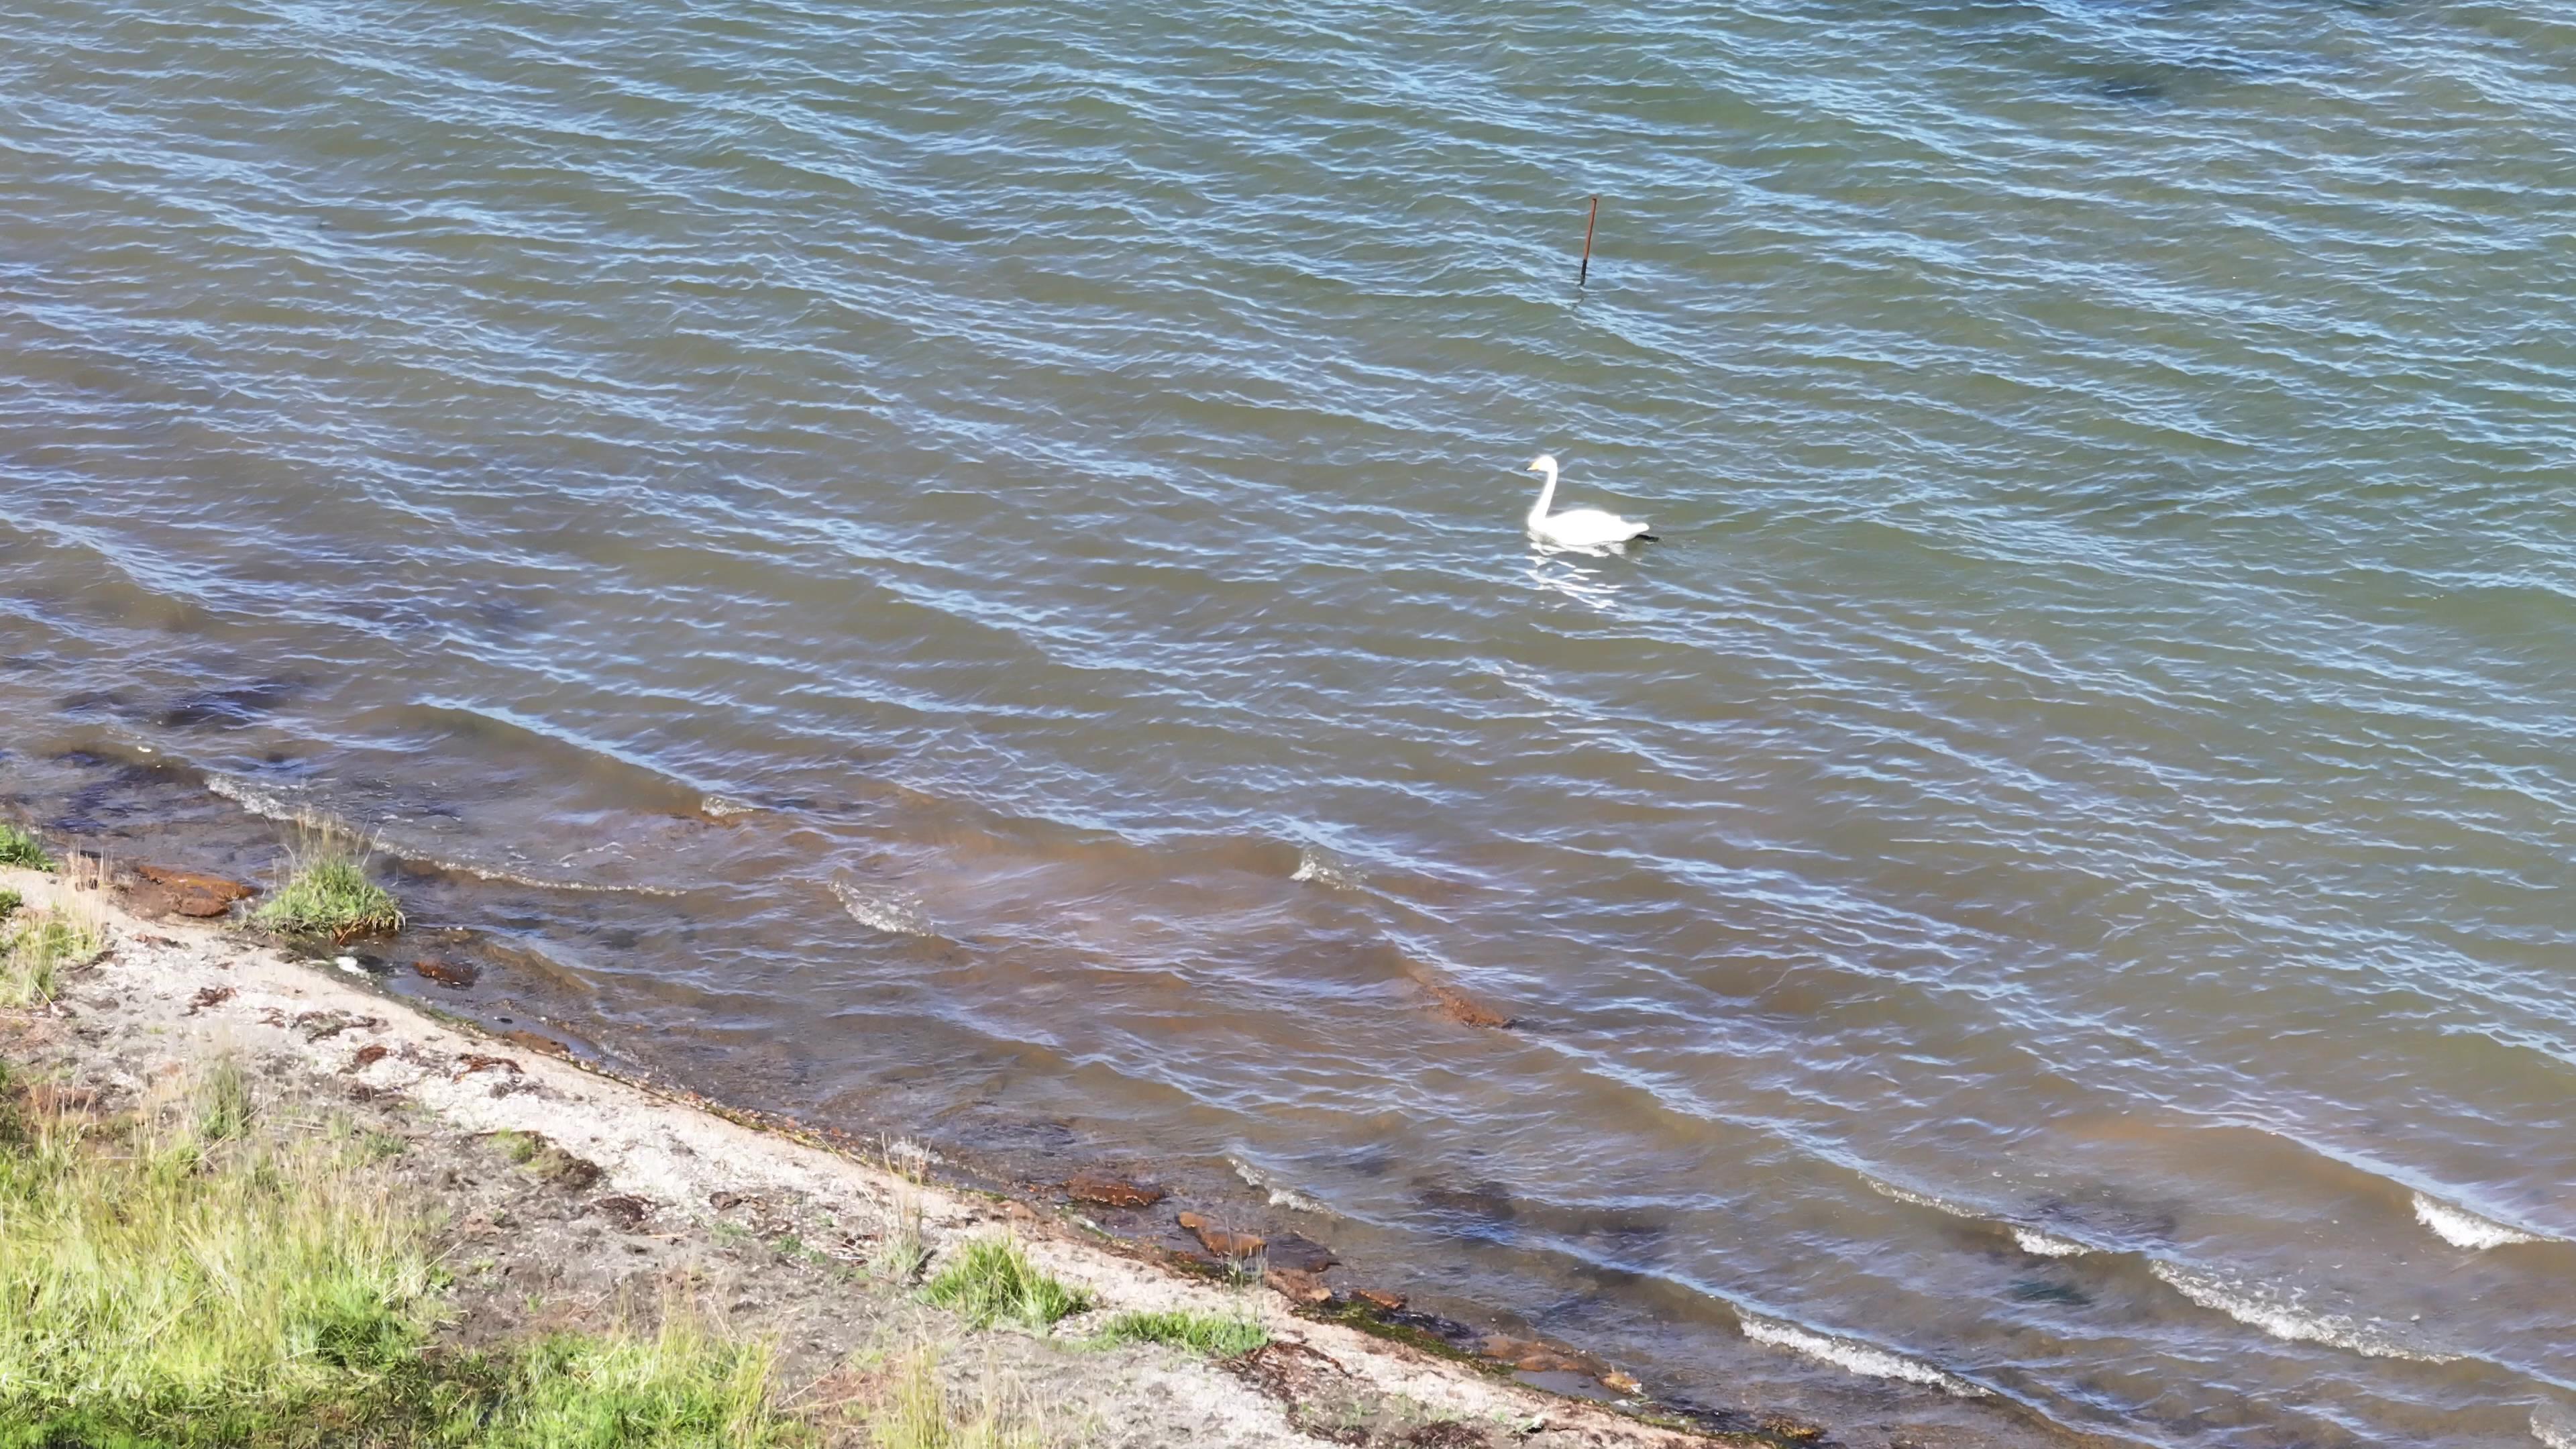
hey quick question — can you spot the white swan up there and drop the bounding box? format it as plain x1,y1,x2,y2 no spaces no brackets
1525,454,1654,549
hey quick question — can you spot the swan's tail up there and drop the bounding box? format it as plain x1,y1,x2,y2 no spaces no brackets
1636,532,1660,542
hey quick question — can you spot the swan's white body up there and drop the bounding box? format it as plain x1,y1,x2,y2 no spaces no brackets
1524,455,1652,548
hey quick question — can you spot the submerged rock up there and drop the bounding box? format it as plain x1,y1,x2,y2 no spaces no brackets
1265,1231,1338,1274
1177,1210,1265,1259
413,958,480,988
132,863,257,918
500,1029,570,1058
1264,1267,1334,1303
1420,979,1514,1029
1067,1170,1165,1209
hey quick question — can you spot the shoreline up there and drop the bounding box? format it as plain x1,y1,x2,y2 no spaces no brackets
1,855,1845,1448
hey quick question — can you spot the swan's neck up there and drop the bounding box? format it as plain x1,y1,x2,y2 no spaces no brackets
1527,464,1558,527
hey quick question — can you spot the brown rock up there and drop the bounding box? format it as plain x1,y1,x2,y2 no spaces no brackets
1479,1335,1588,1375
1599,1369,1643,1395
1177,1210,1266,1260
1265,1266,1334,1303
455,1055,521,1079
184,985,234,1015
1265,1231,1337,1273
412,958,480,988
136,864,257,918
1422,979,1514,1029
350,1044,389,1071
1350,1287,1407,1313
1067,1170,1165,1209
500,1029,570,1058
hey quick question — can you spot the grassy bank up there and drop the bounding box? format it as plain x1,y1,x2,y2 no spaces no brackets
0,875,103,1008
0,1056,1084,1448
0,1058,796,1447
0,849,1716,1449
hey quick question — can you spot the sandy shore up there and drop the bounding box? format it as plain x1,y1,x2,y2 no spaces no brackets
0,861,1826,1448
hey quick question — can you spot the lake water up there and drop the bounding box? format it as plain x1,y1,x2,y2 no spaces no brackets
5,0,2575,1442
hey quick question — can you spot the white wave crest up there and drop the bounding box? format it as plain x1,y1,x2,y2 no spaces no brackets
1862,1176,1980,1219
830,877,932,936
1289,846,1362,890
2532,1407,2576,1449
700,794,757,818
205,773,330,828
431,859,686,897
1230,1156,1334,1216
1738,1314,1983,1397
2150,1263,2458,1363
2010,1227,2094,1257
2413,1192,2546,1250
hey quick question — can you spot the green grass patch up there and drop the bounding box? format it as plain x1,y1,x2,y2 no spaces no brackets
0,824,53,872
0,1057,806,1446
920,1236,1089,1332
0,905,102,1008
255,845,403,941
0,889,21,918
1092,1308,1268,1358
460,1321,787,1448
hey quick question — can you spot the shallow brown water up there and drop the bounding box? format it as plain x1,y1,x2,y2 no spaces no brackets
5,0,2576,1442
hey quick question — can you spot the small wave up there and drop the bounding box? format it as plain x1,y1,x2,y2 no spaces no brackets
1862,1175,1980,1219
429,859,687,898
2413,1192,2547,1250
1865,1175,2096,1256
1289,845,1362,890
211,774,686,896
1739,1314,1984,1397
1230,1156,1334,1216
2533,1407,2576,1449
701,794,757,818
2010,1227,2093,1257
2150,1263,2458,1362
205,772,331,828
830,877,933,936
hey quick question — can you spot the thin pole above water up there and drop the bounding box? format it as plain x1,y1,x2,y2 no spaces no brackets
1578,195,1600,287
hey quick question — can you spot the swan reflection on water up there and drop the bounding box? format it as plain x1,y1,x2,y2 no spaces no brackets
1522,547,1628,614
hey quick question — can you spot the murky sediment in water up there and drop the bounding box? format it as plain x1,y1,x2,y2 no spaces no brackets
6,0,2576,1442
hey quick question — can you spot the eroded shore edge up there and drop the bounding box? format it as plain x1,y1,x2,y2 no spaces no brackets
2,859,1831,1448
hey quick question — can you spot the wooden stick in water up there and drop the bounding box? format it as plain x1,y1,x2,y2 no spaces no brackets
1579,195,1600,286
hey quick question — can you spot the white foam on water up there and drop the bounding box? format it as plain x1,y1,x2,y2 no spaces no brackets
1230,1156,1334,1216
700,794,756,818
2413,1192,2547,1250
1289,845,1362,890
1737,1314,1984,1397
829,877,932,936
2532,1407,2576,1449
1862,1175,1981,1219
2010,1226,2094,1258
2149,1263,2459,1363
431,859,687,898
205,772,328,828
